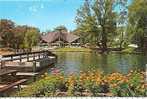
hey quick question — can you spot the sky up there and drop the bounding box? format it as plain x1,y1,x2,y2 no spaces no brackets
0,0,84,32
0,0,131,32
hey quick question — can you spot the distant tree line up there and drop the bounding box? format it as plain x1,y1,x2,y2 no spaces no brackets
0,19,40,51
74,0,147,52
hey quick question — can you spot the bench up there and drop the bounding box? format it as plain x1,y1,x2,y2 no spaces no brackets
0,79,27,94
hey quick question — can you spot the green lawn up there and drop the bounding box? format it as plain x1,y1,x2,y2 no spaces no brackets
54,47,92,52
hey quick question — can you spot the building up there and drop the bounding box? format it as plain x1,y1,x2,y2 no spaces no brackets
41,32,80,47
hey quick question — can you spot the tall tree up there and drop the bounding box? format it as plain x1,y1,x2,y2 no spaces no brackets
128,0,147,50
75,0,99,45
13,25,27,49
92,0,117,52
23,27,40,51
116,0,128,49
0,19,40,51
76,0,121,52
0,19,15,47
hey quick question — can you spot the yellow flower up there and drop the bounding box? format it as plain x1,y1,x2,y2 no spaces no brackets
41,75,44,78
141,84,145,89
44,72,48,76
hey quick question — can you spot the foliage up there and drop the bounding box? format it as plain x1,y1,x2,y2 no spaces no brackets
128,0,147,49
75,0,128,52
0,19,40,50
53,25,68,33
107,70,146,96
15,73,65,97
0,19,15,47
23,27,40,49
14,70,146,97
121,47,135,53
115,0,128,49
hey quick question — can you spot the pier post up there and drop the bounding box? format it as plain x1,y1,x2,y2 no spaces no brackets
33,61,37,81
27,53,29,61
0,61,5,69
20,55,22,62
17,85,21,91
38,54,40,59
0,55,2,69
11,56,13,61
33,54,35,60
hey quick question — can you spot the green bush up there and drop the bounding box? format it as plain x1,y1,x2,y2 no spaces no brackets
109,71,146,96
122,47,135,53
14,75,63,96
14,70,146,97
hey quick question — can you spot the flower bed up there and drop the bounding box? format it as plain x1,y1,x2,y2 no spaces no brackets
14,70,146,97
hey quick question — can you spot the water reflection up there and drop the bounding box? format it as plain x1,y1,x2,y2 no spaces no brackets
54,52,146,74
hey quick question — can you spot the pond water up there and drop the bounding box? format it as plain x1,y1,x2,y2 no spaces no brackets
54,52,147,74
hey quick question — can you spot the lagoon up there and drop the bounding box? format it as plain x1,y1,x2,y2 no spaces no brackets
54,51,146,74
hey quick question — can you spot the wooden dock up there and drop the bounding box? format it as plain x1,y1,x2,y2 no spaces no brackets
0,50,57,72
0,50,57,96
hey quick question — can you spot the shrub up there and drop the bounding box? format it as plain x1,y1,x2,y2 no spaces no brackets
14,70,146,97
14,74,64,96
107,70,146,96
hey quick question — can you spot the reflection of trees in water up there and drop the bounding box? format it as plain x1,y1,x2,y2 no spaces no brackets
78,52,93,71
117,54,130,74
134,54,146,71
100,54,108,74
111,54,146,73
56,52,66,66
80,52,102,71
56,52,83,74
55,52,146,74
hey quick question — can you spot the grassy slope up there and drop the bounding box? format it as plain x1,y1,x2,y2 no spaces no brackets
54,47,92,52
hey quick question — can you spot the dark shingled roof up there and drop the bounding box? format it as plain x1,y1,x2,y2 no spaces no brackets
41,32,80,43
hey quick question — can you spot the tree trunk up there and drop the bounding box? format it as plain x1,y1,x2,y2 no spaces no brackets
119,31,124,50
140,37,144,51
101,26,107,53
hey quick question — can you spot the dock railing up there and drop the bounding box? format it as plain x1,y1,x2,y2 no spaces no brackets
0,50,57,68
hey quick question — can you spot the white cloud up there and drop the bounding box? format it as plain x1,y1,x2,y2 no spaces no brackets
28,3,45,14
40,4,44,9
29,6,38,13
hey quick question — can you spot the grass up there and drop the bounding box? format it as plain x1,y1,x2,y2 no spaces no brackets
54,47,92,52
121,47,143,54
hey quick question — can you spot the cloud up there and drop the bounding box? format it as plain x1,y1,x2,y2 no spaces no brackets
28,3,45,15
40,4,44,9
29,6,38,13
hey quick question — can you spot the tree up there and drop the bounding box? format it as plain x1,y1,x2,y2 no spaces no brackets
23,27,40,51
116,0,128,49
0,19,40,51
128,0,147,50
92,0,117,52
12,25,27,49
0,19,15,47
76,0,120,52
75,0,99,45
53,25,68,33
